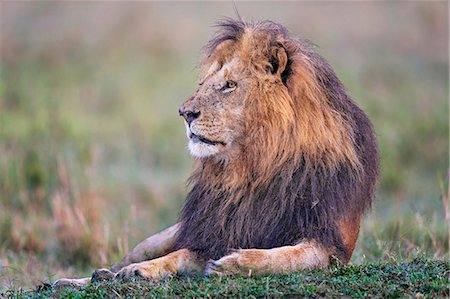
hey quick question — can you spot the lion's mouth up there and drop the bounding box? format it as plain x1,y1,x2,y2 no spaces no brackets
189,133,225,146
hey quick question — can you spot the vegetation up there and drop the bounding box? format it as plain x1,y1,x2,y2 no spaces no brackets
0,1,448,297
2,258,449,298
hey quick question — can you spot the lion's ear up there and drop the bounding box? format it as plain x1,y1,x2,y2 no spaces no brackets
267,46,288,78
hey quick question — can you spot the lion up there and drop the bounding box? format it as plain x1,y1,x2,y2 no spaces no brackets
54,19,378,287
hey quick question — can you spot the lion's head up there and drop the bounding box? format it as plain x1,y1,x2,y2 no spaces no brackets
175,19,378,261
179,19,362,188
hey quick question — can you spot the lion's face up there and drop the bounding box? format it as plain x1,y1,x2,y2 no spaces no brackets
179,23,359,176
179,29,290,161
179,58,254,158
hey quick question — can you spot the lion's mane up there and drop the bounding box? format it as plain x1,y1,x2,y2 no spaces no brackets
174,19,379,261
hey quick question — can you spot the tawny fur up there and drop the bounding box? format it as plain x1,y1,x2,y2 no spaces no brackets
115,249,204,280
111,223,180,272
337,214,361,264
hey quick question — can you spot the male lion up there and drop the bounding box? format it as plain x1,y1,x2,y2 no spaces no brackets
55,19,378,287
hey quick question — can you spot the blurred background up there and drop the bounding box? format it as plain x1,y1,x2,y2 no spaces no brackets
0,2,448,288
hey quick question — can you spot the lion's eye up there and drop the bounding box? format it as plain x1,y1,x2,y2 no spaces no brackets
222,80,237,93
226,81,236,88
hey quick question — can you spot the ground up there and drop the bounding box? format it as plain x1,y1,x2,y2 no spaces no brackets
2,258,448,298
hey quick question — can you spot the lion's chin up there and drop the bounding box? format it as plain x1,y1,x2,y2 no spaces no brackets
188,139,220,158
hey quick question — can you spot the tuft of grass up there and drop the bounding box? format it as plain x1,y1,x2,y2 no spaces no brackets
1,258,449,299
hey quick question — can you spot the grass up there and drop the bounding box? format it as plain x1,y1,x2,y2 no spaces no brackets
2,258,448,298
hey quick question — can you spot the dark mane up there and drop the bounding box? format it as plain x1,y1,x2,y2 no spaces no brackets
204,19,291,56
174,19,379,262
204,18,245,55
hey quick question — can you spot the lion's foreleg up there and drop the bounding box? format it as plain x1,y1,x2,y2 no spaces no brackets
114,249,205,281
53,277,91,288
53,223,180,287
205,241,329,276
110,222,180,272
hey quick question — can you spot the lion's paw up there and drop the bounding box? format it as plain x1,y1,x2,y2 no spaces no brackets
205,250,266,277
114,261,172,281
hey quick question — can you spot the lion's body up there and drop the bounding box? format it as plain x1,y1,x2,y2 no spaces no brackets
54,19,378,287
174,19,378,263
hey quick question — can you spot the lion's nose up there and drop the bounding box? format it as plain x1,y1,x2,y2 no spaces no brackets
178,108,201,125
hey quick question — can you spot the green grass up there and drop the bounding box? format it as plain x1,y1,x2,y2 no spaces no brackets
2,258,448,299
